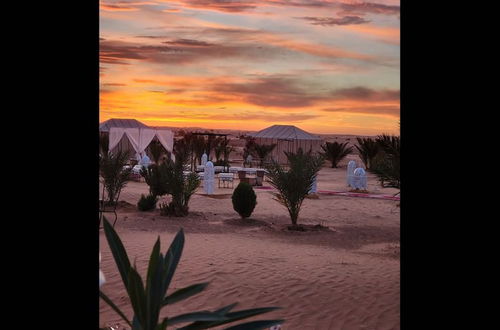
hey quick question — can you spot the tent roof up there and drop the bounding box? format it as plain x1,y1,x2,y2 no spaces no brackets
99,118,149,132
250,125,321,140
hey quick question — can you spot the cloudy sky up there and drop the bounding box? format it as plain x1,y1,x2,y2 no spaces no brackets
100,0,400,135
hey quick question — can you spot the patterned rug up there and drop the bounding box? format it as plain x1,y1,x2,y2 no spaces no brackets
253,186,400,201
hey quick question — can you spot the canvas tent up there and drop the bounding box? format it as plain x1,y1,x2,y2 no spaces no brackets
249,125,323,164
99,118,174,160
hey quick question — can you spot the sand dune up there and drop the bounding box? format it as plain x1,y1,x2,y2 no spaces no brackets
100,167,399,329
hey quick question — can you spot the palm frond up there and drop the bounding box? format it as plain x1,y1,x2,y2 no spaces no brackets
320,141,353,168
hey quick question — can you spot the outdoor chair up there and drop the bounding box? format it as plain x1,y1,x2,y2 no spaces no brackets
99,183,121,229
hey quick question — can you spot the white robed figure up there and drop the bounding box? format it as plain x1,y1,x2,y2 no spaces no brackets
203,161,215,194
352,167,367,190
201,152,208,166
347,160,356,187
245,154,252,167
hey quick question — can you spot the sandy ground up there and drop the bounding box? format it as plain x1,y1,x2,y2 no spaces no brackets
100,166,400,330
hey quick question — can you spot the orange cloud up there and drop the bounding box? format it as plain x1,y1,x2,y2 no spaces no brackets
100,4,139,12
343,24,400,44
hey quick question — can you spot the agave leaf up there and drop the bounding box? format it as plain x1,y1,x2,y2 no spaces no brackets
156,318,169,330
99,290,133,327
103,218,131,289
161,229,185,297
132,315,142,330
128,267,147,327
215,303,239,315
223,307,282,323
162,282,209,306
146,237,163,329
178,307,281,330
223,320,284,330
166,311,228,326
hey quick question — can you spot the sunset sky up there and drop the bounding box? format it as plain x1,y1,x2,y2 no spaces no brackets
100,0,400,135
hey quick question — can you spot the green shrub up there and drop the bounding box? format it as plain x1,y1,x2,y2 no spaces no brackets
141,163,169,197
265,148,324,226
354,137,379,170
100,149,131,205
141,139,201,217
232,182,257,218
148,140,167,164
100,218,284,330
371,134,400,188
137,194,158,211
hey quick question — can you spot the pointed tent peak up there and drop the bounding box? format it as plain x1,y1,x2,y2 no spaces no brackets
99,118,150,132
250,124,322,141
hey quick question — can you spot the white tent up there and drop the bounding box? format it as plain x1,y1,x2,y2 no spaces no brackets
100,118,174,160
249,125,323,164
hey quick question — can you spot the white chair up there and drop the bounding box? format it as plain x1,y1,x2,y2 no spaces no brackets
218,173,234,188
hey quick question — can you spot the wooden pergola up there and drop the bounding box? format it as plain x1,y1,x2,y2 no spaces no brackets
190,132,230,172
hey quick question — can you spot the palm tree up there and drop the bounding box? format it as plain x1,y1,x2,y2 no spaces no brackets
193,135,206,164
182,133,205,169
243,137,257,160
376,134,400,158
354,137,379,170
214,139,234,166
265,148,324,227
320,141,353,168
99,149,131,205
143,136,201,217
148,139,167,164
214,138,226,163
99,133,109,157
223,143,234,167
254,143,277,167
371,134,400,188
205,135,222,161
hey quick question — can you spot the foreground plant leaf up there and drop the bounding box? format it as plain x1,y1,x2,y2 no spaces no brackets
167,311,228,326
100,223,284,330
128,267,147,327
177,307,282,330
161,229,185,297
146,238,163,328
163,282,209,306
103,218,131,288
224,319,285,330
99,290,132,327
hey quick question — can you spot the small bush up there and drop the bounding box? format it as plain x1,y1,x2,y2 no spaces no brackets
232,182,257,218
137,194,157,211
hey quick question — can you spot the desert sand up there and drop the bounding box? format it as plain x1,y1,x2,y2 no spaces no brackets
99,161,400,330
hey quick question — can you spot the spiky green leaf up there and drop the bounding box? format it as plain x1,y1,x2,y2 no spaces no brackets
103,218,131,289
177,307,281,330
163,282,209,306
145,237,163,329
167,311,228,326
128,267,147,327
99,290,132,327
161,229,185,296
223,319,284,330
